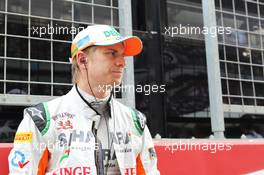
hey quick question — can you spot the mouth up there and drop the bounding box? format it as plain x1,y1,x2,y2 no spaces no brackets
112,70,123,74
112,71,123,78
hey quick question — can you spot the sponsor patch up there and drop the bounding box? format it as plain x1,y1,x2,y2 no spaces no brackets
148,147,157,160
52,166,91,174
124,168,136,175
52,112,75,130
130,108,146,135
25,103,50,136
59,149,70,164
14,132,32,143
26,107,44,121
11,150,30,168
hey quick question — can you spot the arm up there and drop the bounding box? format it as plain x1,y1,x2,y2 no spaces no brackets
130,108,160,175
8,103,50,175
137,126,160,175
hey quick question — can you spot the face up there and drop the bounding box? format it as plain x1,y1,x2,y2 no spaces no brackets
86,43,125,87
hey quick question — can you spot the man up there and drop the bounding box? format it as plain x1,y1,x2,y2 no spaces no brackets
8,25,160,175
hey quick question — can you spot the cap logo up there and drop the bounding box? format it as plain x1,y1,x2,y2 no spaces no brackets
104,30,121,38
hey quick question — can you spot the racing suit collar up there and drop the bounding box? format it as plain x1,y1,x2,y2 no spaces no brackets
76,85,111,104
73,84,113,118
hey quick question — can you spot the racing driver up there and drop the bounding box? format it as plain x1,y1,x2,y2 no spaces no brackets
8,25,160,175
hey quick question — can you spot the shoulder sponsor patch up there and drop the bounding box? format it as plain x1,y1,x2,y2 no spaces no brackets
14,132,32,143
25,103,50,135
130,108,146,135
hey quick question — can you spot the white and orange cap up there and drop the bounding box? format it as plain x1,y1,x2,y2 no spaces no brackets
70,25,143,61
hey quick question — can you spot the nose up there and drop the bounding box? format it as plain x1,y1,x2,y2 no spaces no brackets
115,56,126,68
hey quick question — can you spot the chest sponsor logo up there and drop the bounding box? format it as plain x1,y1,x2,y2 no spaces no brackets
59,149,70,164
110,131,132,145
102,149,116,161
58,130,94,146
14,132,32,143
11,151,30,168
124,168,136,175
52,167,91,175
58,130,95,152
58,130,132,147
52,112,75,130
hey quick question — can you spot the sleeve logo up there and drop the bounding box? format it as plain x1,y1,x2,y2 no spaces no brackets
14,132,32,143
148,147,157,160
11,151,30,168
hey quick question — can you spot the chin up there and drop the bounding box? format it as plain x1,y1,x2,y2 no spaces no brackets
112,79,122,86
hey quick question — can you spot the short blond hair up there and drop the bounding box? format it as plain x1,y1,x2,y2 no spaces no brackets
71,46,96,83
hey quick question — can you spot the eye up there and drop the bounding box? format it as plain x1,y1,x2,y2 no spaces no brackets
106,51,116,56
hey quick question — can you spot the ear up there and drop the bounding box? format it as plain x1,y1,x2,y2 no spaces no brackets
76,51,87,68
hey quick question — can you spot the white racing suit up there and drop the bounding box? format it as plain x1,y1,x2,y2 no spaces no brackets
8,86,160,175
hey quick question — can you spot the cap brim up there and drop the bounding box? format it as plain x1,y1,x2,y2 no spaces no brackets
94,36,143,56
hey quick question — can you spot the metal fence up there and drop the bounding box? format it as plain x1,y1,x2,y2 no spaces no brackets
0,0,135,107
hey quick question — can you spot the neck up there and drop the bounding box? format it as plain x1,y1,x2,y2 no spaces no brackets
77,79,110,99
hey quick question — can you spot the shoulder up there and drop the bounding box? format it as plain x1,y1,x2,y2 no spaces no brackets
23,88,75,136
128,107,146,136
